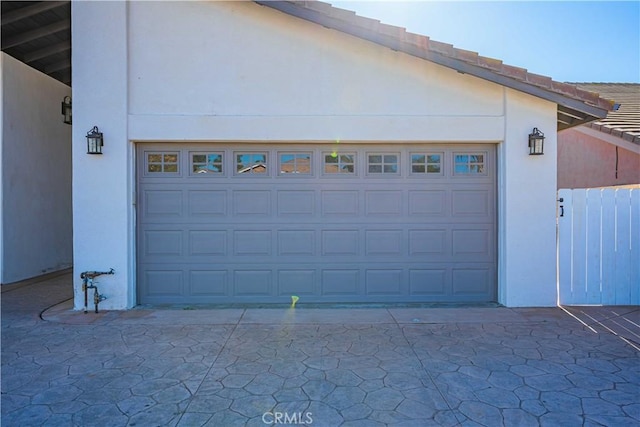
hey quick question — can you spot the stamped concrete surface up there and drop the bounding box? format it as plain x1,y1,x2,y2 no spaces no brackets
2,271,639,426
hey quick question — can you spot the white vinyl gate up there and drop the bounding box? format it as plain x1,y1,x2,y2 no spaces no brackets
558,188,640,305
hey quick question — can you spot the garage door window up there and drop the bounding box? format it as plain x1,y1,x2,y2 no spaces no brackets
146,152,179,174
279,153,312,175
454,153,486,175
411,153,442,175
236,153,268,175
324,153,355,174
191,153,223,175
368,154,399,175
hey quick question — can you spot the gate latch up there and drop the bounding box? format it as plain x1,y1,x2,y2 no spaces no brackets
557,197,564,217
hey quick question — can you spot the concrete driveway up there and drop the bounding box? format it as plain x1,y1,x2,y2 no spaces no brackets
2,271,639,426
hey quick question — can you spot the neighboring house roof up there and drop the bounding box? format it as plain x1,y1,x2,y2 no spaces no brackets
256,0,615,130
573,83,640,145
281,158,312,174
237,163,268,174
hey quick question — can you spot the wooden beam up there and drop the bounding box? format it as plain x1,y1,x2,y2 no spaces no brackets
1,2,68,26
559,106,590,121
557,116,572,126
2,19,70,50
22,41,70,63
52,69,71,86
45,58,71,74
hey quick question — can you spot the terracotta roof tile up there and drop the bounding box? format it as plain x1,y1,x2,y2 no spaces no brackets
574,83,640,145
405,32,430,50
356,15,380,31
256,0,615,127
304,0,334,14
453,48,479,63
575,89,600,106
552,81,578,98
477,56,503,72
526,72,553,89
428,39,455,56
378,22,405,38
501,64,528,81
327,6,356,20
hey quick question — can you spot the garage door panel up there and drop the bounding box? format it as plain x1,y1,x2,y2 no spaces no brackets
365,191,403,216
452,268,492,296
233,190,271,216
233,230,272,256
321,191,359,216
189,230,227,256
277,190,316,216
190,270,228,296
277,270,316,296
188,190,227,216
409,269,447,295
409,229,448,257
144,190,183,218
365,230,403,255
144,270,184,296
277,230,316,256
322,230,360,256
365,269,403,295
408,190,448,217
137,144,496,304
452,229,491,259
452,190,493,218
144,230,183,256
321,269,360,295
233,270,273,296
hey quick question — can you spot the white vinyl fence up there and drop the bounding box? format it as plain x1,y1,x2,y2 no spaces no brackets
558,188,639,305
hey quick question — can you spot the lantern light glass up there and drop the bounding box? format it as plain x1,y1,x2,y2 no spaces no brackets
528,127,545,155
86,126,103,155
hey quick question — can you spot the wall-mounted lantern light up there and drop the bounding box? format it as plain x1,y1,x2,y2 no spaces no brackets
61,96,72,124
86,126,103,155
528,127,545,155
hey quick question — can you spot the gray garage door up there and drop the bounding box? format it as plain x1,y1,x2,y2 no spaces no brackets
137,143,496,304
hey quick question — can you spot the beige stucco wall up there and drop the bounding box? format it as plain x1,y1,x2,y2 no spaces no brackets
1,53,73,284
558,127,640,188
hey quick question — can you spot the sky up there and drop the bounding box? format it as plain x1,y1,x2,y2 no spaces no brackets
330,1,640,83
